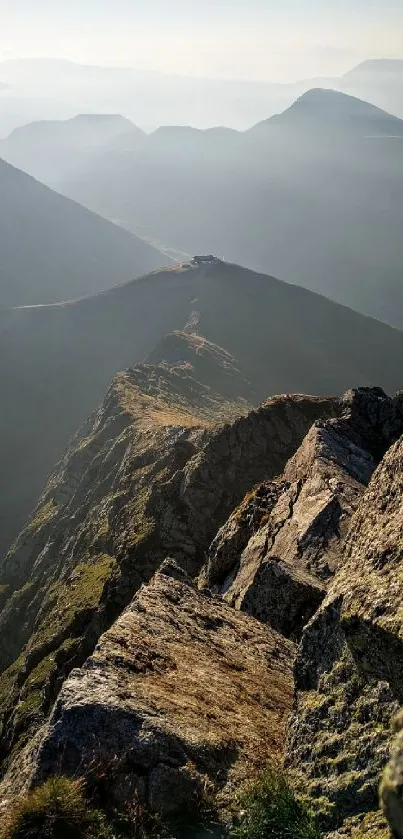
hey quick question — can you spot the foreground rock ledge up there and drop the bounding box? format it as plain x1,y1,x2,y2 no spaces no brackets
21,561,295,817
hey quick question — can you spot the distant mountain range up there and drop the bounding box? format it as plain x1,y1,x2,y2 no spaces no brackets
0,156,166,306
342,59,403,118
3,87,401,325
2,258,403,556
0,57,402,137
0,114,144,186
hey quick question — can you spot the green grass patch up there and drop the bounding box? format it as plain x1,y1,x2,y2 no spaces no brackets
231,765,320,839
0,653,26,714
29,554,115,650
28,500,57,533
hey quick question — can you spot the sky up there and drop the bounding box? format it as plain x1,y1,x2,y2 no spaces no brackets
1,0,403,81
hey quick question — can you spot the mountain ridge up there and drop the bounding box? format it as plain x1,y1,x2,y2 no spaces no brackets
344,58,403,77
0,352,336,782
1,56,402,133
257,87,403,130
29,89,403,327
2,257,403,560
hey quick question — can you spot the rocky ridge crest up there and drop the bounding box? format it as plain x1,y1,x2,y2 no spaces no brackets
1,352,403,838
9,560,294,818
0,336,334,784
200,388,402,641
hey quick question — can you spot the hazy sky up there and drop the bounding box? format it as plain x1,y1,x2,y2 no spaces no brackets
2,0,403,81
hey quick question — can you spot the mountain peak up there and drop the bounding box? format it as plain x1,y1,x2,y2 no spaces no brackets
344,58,403,78
285,87,394,119
250,86,402,133
72,113,135,125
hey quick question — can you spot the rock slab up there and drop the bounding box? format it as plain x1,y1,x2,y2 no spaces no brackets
286,423,403,834
26,561,295,817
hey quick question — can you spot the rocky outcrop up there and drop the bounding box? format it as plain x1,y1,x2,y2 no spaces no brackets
0,341,334,774
286,422,403,834
1,561,295,819
198,480,288,593
145,330,257,407
3,368,402,831
381,710,403,839
201,388,403,640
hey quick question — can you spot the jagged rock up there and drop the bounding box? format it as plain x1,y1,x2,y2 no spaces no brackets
286,423,403,834
380,710,403,839
198,480,288,592
0,353,334,772
3,562,295,816
202,388,403,640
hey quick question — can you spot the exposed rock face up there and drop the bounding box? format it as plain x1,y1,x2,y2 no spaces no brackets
3,561,295,817
0,341,334,774
2,372,402,830
381,710,403,839
199,480,288,593
286,423,403,834
201,388,403,640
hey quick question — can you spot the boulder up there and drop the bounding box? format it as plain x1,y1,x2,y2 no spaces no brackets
14,561,295,818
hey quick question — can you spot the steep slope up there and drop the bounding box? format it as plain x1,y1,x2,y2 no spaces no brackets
285,422,403,835
2,258,403,554
200,388,403,640
0,347,334,775
0,156,166,306
54,90,403,326
2,383,403,832
2,372,403,831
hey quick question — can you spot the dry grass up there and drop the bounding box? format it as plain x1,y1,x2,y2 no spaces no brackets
0,776,113,839
114,375,204,430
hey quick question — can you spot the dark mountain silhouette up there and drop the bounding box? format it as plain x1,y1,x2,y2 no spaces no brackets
1,258,403,556
0,156,167,306
38,89,403,326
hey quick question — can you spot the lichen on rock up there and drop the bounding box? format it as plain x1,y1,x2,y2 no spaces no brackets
286,412,403,834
